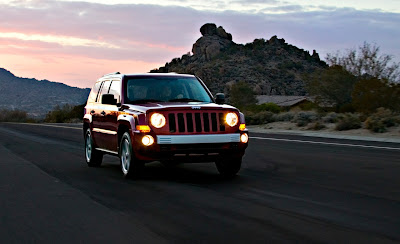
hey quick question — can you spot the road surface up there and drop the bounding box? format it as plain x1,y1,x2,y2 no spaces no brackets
0,122,399,243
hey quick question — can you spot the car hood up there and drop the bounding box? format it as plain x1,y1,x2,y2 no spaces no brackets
123,102,238,113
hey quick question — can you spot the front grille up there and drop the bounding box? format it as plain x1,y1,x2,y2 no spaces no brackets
167,112,226,133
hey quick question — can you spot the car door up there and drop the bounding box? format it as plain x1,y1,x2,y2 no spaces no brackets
99,79,121,152
91,80,111,150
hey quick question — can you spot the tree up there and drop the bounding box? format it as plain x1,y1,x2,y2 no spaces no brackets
352,78,400,113
305,65,357,111
326,42,400,83
229,81,257,109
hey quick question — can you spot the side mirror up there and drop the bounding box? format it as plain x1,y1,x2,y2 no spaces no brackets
101,94,117,105
215,93,225,104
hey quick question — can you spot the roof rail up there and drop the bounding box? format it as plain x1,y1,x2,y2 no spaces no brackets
103,72,120,77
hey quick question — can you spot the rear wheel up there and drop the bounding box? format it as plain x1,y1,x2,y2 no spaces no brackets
120,132,143,179
85,129,103,167
215,156,242,178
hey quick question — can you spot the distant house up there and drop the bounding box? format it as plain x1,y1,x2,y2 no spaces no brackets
256,95,310,108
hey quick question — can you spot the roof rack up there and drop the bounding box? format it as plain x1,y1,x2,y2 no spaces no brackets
103,72,120,77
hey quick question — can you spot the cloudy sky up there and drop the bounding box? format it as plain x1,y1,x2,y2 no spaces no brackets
0,0,399,88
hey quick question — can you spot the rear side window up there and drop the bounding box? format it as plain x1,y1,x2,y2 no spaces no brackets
98,80,111,103
87,81,102,103
109,79,121,103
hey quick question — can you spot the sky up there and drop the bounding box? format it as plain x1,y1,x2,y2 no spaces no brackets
0,0,399,88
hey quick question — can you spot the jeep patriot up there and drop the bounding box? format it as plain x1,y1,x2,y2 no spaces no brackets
83,72,248,178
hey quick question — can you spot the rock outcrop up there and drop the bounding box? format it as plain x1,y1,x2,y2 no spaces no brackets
151,23,327,97
192,23,233,61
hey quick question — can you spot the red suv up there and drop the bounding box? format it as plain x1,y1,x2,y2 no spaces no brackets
83,73,248,178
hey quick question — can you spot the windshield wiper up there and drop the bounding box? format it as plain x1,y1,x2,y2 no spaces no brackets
130,99,163,104
168,98,205,102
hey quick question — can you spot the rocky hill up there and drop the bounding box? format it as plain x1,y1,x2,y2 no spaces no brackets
0,68,90,118
151,23,327,97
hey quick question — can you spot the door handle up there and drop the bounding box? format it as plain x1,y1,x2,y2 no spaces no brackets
101,111,106,116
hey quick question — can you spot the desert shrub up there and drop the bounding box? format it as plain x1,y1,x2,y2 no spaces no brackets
45,104,85,123
365,108,400,133
308,121,326,130
293,111,319,127
273,111,296,122
298,101,319,111
322,112,339,123
0,109,31,122
335,114,361,131
245,111,274,125
365,117,387,133
261,103,281,113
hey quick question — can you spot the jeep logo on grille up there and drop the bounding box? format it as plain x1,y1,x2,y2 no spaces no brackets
191,106,201,110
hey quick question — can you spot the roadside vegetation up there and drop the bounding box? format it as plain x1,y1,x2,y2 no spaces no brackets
231,42,400,133
0,109,34,123
0,104,85,123
44,104,85,123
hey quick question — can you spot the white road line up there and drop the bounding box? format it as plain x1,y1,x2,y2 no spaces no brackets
250,136,400,151
3,123,399,150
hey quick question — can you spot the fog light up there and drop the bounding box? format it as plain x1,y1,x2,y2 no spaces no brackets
240,133,249,143
142,135,154,146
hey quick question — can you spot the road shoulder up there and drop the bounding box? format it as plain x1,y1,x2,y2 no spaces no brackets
248,125,400,143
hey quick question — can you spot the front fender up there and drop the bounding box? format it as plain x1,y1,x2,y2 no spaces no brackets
117,114,136,131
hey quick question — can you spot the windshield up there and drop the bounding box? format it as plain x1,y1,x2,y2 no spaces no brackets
124,76,213,104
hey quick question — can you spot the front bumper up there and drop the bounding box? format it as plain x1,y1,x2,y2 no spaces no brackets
157,133,240,144
132,132,248,162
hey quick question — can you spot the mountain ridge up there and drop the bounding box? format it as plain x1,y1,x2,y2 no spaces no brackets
0,68,90,118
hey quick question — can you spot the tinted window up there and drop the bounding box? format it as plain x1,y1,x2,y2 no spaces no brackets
125,76,212,104
87,81,102,103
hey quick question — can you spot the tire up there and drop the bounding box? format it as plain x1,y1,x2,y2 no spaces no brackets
215,156,242,178
85,129,103,167
119,132,143,179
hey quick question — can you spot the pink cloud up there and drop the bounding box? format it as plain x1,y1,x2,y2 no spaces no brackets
0,53,160,88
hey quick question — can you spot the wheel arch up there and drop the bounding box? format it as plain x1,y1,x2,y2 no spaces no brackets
117,115,136,152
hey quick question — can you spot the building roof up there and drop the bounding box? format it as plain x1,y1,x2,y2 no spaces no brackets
256,95,309,107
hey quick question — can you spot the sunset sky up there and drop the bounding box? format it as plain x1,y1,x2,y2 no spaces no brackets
0,0,399,88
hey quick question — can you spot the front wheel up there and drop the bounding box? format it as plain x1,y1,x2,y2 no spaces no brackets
215,156,242,178
85,129,103,167
120,132,143,179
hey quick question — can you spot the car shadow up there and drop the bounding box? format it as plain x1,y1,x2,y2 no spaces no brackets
100,155,245,185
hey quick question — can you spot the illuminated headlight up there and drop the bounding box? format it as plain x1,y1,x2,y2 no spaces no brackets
150,113,166,128
240,133,249,143
226,112,238,127
142,135,154,146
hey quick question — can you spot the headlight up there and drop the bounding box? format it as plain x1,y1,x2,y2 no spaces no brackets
225,112,238,127
150,113,166,128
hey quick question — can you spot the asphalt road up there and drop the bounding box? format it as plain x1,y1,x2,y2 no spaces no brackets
0,122,399,243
